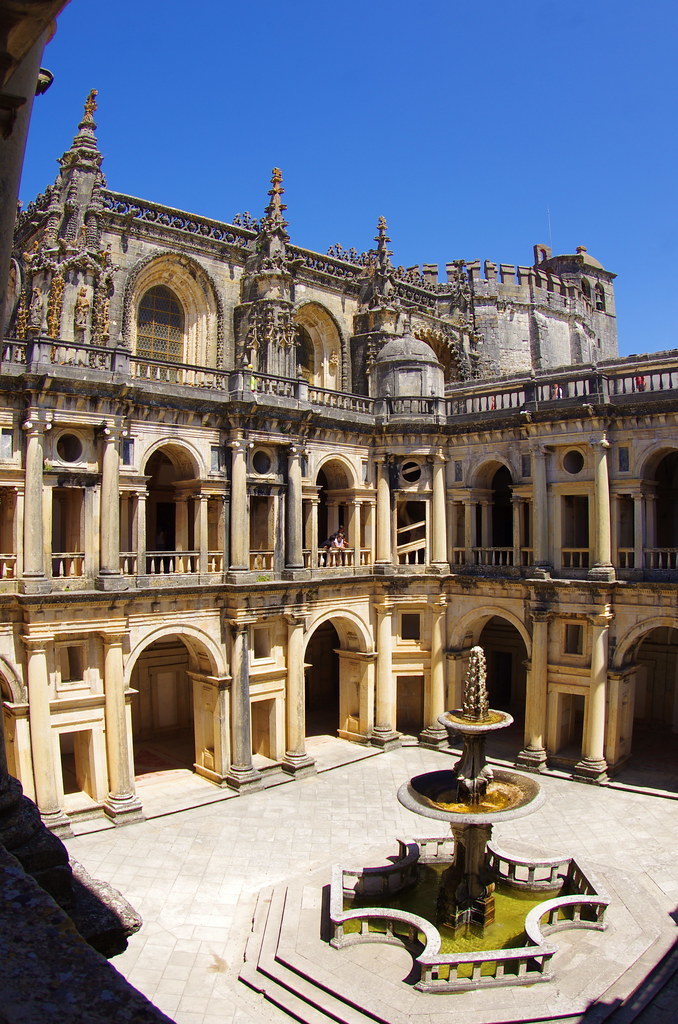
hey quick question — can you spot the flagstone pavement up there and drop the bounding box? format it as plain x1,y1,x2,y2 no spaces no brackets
65,745,678,1024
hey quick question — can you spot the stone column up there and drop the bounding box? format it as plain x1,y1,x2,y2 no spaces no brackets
372,601,399,747
430,451,448,570
24,635,71,835
98,427,126,589
347,500,361,566
375,457,393,571
21,420,49,593
574,610,613,783
512,497,523,567
282,614,315,776
197,494,208,573
633,489,646,570
226,620,262,791
517,610,550,771
531,445,551,575
285,445,305,573
464,500,473,565
102,631,143,823
309,496,319,567
175,496,188,564
135,490,147,576
420,598,447,747
229,439,250,574
480,500,491,549
589,436,615,581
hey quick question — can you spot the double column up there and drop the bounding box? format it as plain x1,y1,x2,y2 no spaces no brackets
531,444,551,576
372,601,399,747
420,597,448,747
574,609,613,783
226,620,262,791
98,426,126,589
282,614,315,775
430,450,448,571
24,634,72,834
589,435,615,581
285,445,306,576
229,438,250,575
22,419,49,593
517,609,550,771
102,630,143,822
374,456,393,572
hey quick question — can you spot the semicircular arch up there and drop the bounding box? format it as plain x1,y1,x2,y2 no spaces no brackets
613,614,678,669
314,452,358,490
124,624,225,684
449,605,532,657
638,443,678,481
294,301,345,390
304,608,372,654
468,457,515,490
0,657,25,702
141,436,205,480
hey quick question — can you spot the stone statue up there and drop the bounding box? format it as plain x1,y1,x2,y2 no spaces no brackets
74,287,90,332
28,287,43,331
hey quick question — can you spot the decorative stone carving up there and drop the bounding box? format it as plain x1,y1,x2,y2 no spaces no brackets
46,274,65,338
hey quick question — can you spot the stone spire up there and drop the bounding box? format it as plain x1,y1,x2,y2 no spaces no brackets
461,646,490,722
59,89,103,173
252,167,290,271
369,216,396,309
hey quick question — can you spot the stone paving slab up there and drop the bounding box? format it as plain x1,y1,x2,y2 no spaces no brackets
64,747,678,1024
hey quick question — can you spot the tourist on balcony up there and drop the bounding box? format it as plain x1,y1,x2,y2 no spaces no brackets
321,525,346,566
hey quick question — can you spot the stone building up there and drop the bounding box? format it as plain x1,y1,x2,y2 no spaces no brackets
1,93,676,835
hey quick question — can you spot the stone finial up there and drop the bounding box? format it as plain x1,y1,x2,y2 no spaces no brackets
59,89,103,172
461,645,489,721
374,216,392,272
262,167,289,240
82,89,98,126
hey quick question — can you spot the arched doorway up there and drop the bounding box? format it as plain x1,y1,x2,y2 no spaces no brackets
141,444,203,576
490,466,513,549
631,626,678,771
478,616,527,757
130,636,195,776
305,622,340,736
655,452,678,553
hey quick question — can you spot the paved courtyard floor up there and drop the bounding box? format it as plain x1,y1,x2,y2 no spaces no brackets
65,745,678,1024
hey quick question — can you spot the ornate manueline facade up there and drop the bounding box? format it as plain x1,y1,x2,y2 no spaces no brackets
1,93,676,835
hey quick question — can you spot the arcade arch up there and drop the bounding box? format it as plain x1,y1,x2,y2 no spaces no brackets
307,457,366,566
294,303,343,389
303,611,373,742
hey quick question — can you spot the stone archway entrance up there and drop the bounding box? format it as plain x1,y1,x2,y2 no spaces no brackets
301,614,373,748
130,637,195,776
629,626,678,773
305,622,341,736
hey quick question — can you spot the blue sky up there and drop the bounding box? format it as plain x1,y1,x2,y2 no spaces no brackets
20,0,678,357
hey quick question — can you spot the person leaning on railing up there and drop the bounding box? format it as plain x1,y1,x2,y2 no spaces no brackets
321,525,346,566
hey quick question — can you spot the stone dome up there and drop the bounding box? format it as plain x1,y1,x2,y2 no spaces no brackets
373,334,444,399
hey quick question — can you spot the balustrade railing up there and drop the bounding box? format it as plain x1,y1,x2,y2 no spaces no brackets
645,547,678,569
617,547,635,569
131,357,229,389
52,553,84,577
145,550,199,574
120,552,137,575
0,554,16,578
207,552,224,573
473,546,514,567
561,547,590,569
308,386,373,414
250,550,274,571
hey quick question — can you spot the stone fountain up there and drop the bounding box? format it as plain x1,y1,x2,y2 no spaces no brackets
398,646,544,931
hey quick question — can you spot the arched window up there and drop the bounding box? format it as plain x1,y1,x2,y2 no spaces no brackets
137,285,184,361
595,282,606,311
296,324,315,381
581,278,591,301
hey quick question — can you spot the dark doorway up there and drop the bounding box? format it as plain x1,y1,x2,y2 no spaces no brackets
396,675,424,736
491,466,513,547
305,622,340,736
478,617,528,759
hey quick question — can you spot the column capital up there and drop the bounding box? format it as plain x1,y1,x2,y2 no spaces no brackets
22,632,54,651
21,417,46,438
529,608,553,625
230,437,252,454
589,434,611,451
227,617,255,637
375,600,394,614
587,610,614,629
100,629,128,648
284,612,306,630
95,421,122,444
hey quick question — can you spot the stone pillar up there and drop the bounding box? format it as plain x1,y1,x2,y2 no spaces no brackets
512,497,523,567
517,610,550,771
197,494,209,574
531,445,551,575
574,610,613,783
285,445,305,574
226,621,262,791
22,420,49,593
372,601,399,747
633,490,645,571
347,500,361,566
430,451,448,570
375,457,393,571
98,428,126,590
420,598,447,747
175,495,188,556
309,496,319,567
135,491,147,576
102,631,143,823
464,500,473,565
24,636,71,835
282,614,315,776
480,500,491,549
229,439,250,575
589,436,615,581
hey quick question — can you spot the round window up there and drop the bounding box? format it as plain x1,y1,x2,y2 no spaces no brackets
56,433,83,463
252,450,272,474
401,460,422,483
563,449,584,475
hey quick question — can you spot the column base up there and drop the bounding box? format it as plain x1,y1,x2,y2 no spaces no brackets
226,569,256,584
528,564,552,580
20,576,51,595
103,792,145,825
573,757,609,784
587,564,616,582
96,574,129,592
419,725,449,749
370,728,401,750
429,562,450,575
516,746,548,772
373,562,395,576
226,764,264,792
281,751,316,778
282,567,311,581
40,806,74,838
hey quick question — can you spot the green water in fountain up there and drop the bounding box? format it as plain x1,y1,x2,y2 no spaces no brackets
421,780,522,815
445,709,507,727
346,863,559,954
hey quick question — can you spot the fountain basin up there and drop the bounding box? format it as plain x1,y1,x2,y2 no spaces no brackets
440,708,513,735
399,769,545,825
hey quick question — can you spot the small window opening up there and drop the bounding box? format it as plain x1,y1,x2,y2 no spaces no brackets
401,613,421,641
564,623,584,655
401,460,421,483
595,283,606,311
0,429,13,459
60,645,84,682
252,627,272,661
56,433,83,463
618,447,629,472
122,438,134,466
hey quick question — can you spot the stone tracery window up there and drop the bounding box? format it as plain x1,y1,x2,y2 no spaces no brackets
137,285,184,362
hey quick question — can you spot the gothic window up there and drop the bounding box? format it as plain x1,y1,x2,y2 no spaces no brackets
137,285,184,362
296,325,315,380
581,278,591,301
595,283,606,311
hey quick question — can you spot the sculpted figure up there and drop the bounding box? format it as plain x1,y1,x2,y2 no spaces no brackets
28,287,43,330
74,287,90,331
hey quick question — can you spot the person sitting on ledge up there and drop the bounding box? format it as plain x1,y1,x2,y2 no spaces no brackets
321,525,346,566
